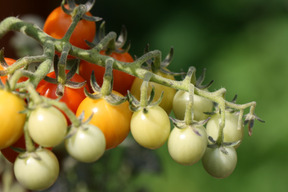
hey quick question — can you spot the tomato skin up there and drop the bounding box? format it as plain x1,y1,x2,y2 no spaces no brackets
79,51,135,96
202,147,237,178
206,111,244,148
76,91,132,149
36,70,87,114
130,70,176,114
0,90,26,149
130,105,171,149
14,148,59,191
28,106,67,147
43,5,96,49
173,90,213,121
168,125,207,165
65,124,106,163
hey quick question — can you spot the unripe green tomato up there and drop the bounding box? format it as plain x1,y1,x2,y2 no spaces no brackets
65,124,106,163
206,111,244,148
168,125,207,165
172,90,213,121
202,146,237,178
130,105,171,149
14,148,59,191
28,106,67,147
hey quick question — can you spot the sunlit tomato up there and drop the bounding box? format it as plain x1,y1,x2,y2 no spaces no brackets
43,4,96,49
65,124,106,163
130,70,176,114
202,146,237,178
172,90,213,121
206,111,244,148
28,106,67,147
0,58,28,83
76,91,132,149
0,90,26,149
130,105,171,149
36,70,87,114
79,51,135,96
14,148,59,191
168,125,207,165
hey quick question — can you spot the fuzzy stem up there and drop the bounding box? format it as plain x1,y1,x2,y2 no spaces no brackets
139,73,153,108
101,58,114,96
62,5,87,42
45,98,81,127
24,121,36,152
184,84,195,125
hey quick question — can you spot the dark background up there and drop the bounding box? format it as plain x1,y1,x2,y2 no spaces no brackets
1,0,288,191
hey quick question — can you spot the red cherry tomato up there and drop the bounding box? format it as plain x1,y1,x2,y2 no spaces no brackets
36,70,87,114
79,51,135,95
43,4,96,49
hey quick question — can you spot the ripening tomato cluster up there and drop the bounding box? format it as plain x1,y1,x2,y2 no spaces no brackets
0,2,250,191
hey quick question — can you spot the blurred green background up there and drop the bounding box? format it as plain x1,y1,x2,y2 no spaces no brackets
1,0,288,191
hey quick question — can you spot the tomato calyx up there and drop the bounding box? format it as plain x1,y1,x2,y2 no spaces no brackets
127,72,164,112
84,64,128,105
44,60,86,97
61,0,102,23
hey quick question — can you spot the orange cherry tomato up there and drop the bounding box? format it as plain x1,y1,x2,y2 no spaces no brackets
76,91,132,149
43,4,96,49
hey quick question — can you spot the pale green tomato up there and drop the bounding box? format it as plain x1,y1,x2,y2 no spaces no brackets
14,148,59,191
202,146,237,178
130,105,171,149
28,106,67,147
172,90,213,121
206,111,244,148
168,125,207,165
65,124,106,163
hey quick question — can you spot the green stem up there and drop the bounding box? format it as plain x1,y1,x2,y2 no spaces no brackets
139,73,153,108
45,98,81,127
101,58,114,96
26,83,43,104
62,5,87,42
184,84,195,125
24,120,36,152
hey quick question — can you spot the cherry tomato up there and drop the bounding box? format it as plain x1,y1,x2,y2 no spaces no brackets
168,125,207,165
206,111,244,148
79,51,135,96
0,90,26,149
14,148,59,191
0,58,28,83
130,105,171,149
28,106,67,147
43,4,96,49
172,90,213,121
130,70,176,114
36,70,87,114
202,146,237,178
76,91,132,149
65,124,106,163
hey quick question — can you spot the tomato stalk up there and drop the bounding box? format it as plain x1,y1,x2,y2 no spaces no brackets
0,7,263,135
56,43,71,96
100,59,114,96
61,4,87,43
23,121,36,153
139,72,153,108
183,84,195,125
